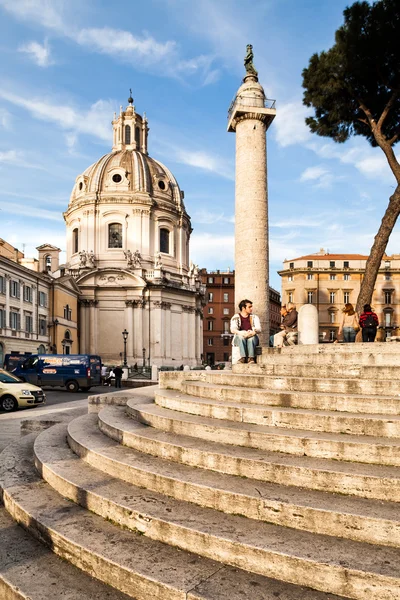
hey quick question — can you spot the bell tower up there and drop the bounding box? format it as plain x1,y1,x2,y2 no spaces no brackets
227,45,276,345
112,90,149,154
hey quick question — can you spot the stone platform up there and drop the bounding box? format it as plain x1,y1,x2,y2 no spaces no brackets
1,344,400,599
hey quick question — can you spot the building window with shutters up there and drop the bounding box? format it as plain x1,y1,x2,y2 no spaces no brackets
207,339,213,346
208,307,213,314
223,321,230,333
0,309,6,328
223,308,229,315
159,228,170,254
207,321,213,331
39,318,47,336
344,274,350,281
208,292,213,302
307,273,313,280
24,286,32,303
307,291,313,304
10,280,20,298
330,292,335,304
288,292,293,303
39,292,47,307
10,310,20,330
330,329,336,341
384,291,392,304
0,276,5,295
329,312,335,324
307,261,313,268
208,277,214,284
344,292,350,304
223,277,230,284
25,314,33,333
223,293,229,302
330,274,336,280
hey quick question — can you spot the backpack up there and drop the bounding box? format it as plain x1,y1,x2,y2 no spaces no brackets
363,313,376,328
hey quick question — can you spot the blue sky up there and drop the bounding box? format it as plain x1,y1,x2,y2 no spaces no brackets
0,0,398,291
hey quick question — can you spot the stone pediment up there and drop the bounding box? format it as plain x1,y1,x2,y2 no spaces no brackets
36,243,61,251
77,268,146,288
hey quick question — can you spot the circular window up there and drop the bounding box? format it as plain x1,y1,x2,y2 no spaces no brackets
78,182,83,191
112,174,122,183
158,180,166,190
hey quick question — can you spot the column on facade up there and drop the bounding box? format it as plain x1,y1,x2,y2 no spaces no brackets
125,300,134,360
141,209,151,258
133,299,144,360
131,209,143,255
181,306,189,360
195,308,202,363
79,301,87,354
31,284,37,336
88,300,98,354
163,302,172,360
5,275,10,334
188,307,196,364
151,301,163,363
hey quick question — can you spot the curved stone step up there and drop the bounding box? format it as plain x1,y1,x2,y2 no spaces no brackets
97,405,400,502
64,413,400,547
2,434,320,600
127,401,400,466
178,379,400,415
155,388,400,437
33,423,400,600
238,362,400,381
209,370,400,396
0,506,130,600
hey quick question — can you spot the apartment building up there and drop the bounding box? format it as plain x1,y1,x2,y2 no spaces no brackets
0,241,79,367
200,269,281,364
279,248,399,341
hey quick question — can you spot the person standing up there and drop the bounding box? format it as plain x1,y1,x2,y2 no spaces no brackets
113,365,124,388
359,304,379,342
338,303,359,343
230,299,261,364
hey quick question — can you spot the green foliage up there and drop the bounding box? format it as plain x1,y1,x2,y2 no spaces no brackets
302,0,400,147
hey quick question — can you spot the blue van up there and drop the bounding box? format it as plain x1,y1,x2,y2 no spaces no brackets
13,354,101,392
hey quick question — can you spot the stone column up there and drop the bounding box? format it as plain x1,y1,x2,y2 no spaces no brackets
152,301,163,364
79,301,87,353
182,306,189,360
228,68,276,346
88,300,97,354
163,302,172,360
133,299,144,359
125,300,134,360
188,307,196,364
195,308,203,363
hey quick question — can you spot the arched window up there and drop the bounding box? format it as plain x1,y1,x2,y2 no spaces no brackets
135,126,140,147
64,330,71,340
108,223,123,248
73,228,79,254
45,255,52,272
0,342,4,367
38,344,46,355
125,125,131,144
160,228,170,254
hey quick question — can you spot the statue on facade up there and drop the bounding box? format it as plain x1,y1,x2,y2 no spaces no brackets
88,250,96,268
188,261,195,277
124,249,133,267
244,44,258,77
154,252,163,269
79,250,87,267
133,249,142,267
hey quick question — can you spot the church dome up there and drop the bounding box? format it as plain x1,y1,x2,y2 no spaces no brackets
69,149,183,208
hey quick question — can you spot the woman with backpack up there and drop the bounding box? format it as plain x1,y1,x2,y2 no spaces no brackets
359,304,379,342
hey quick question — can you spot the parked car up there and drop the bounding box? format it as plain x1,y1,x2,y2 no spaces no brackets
0,368,46,412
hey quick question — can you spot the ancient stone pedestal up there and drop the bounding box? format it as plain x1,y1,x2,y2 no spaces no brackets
298,304,319,345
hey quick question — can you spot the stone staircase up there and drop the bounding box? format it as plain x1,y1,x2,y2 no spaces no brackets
1,343,400,599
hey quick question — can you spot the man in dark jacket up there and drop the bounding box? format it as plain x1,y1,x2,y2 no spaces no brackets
113,365,124,388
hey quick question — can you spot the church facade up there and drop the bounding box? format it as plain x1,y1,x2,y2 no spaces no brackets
63,96,205,366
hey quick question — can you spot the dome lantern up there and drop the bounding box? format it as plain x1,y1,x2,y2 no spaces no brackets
112,92,149,154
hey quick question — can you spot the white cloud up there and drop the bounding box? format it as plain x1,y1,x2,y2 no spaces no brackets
0,201,62,221
0,0,66,30
75,27,176,62
299,165,334,189
192,209,234,224
0,149,45,170
0,107,12,129
0,90,112,142
175,149,234,179
18,39,54,67
274,101,312,148
271,218,324,228
190,232,234,268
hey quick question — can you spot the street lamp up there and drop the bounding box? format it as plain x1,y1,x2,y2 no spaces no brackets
142,347,146,369
61,340,66,355
122,329,129,367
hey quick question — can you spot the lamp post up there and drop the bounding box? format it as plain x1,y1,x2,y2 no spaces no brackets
61,340,66,355
142,347,146,369
122,329,129,367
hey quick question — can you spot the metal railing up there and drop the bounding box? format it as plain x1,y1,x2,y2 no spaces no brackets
228,96,276,122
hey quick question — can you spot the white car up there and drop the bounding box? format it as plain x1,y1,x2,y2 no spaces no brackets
0,368,46,412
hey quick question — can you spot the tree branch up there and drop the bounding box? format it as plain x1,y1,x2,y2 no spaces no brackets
357,117,369,126
388,131,400,146
377,89,399,130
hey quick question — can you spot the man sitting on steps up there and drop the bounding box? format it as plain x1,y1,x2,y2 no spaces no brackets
230,299,261,364
273,302,298,347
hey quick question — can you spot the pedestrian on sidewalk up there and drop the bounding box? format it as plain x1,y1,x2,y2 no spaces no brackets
113,365,124,388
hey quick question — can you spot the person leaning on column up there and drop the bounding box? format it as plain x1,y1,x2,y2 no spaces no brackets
230,299,261,364
273,302,298,347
